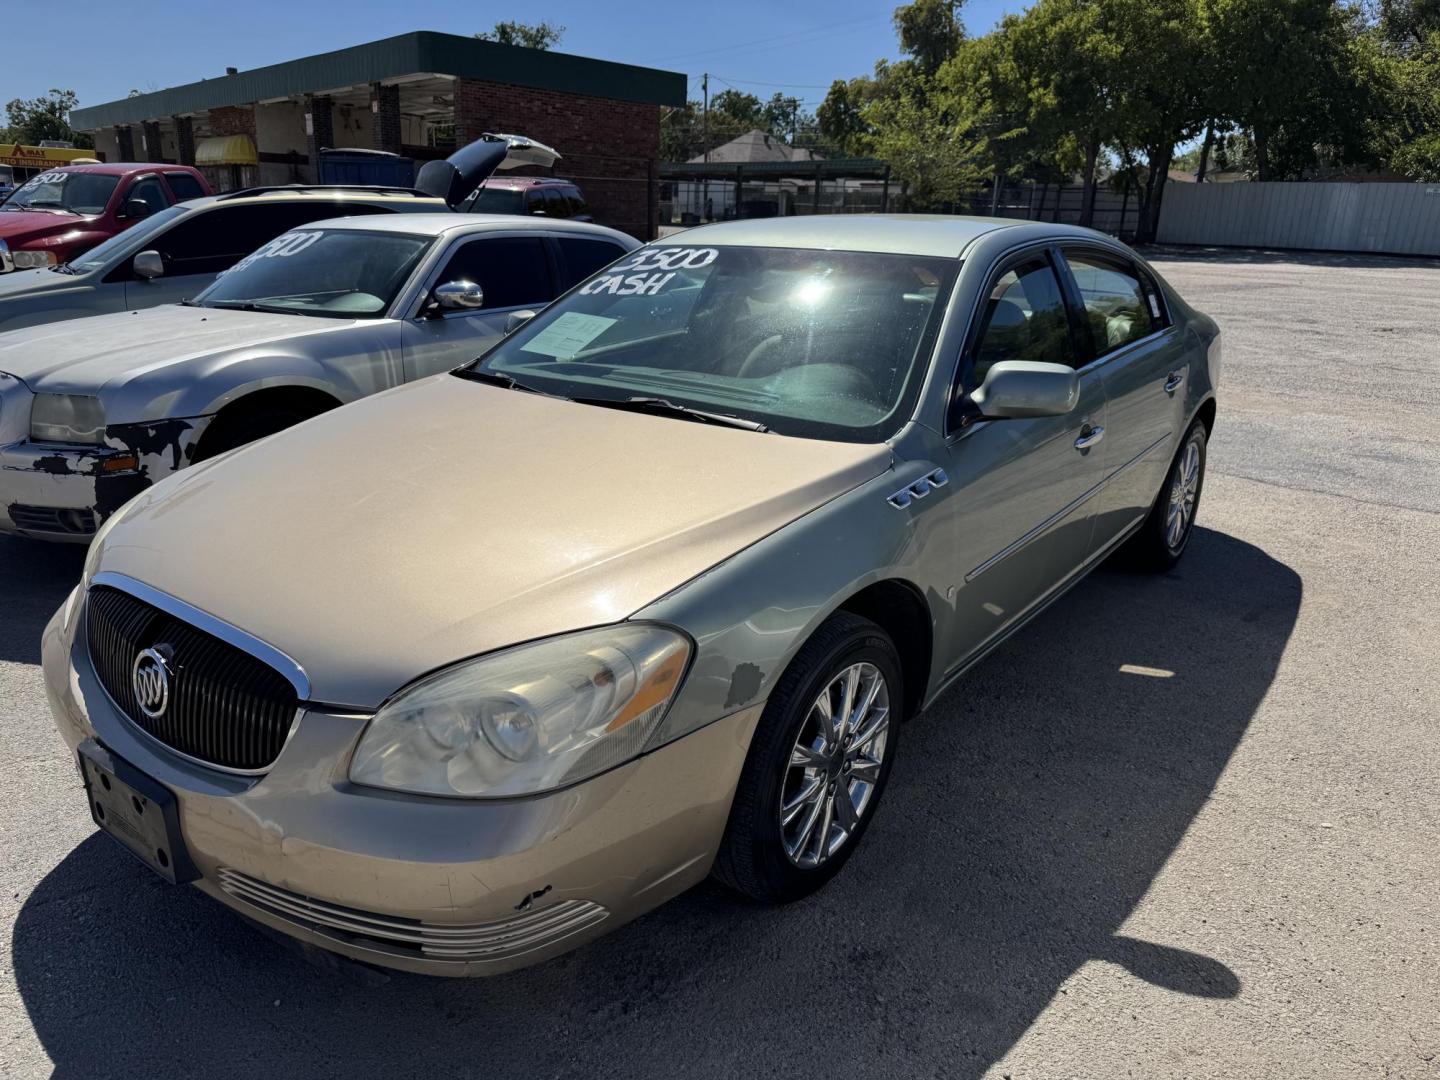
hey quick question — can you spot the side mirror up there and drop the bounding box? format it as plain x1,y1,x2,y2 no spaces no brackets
121,198,151,220
132,250,165,281
505,309,538,334
432,280,485,314
969,360,1079,419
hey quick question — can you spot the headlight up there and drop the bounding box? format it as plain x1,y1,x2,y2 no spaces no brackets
31,394,106,444
350,625,691,799
11,249,58,269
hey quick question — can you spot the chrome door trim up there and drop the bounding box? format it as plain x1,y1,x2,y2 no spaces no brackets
936,509,1150,695
88,570,311,699
964,431,1170,583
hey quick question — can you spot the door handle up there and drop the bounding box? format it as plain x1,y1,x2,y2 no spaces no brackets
1164,371,1185,394
1074,425,1105,451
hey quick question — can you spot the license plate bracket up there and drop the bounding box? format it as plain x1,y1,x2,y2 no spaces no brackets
78,739,198,884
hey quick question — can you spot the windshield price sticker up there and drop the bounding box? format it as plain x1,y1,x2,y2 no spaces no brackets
20,171,67,190
520,311,618,359
580,247,718,298
230,231,323,273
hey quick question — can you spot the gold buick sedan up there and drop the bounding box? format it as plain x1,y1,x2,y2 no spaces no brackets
42,215,1219,975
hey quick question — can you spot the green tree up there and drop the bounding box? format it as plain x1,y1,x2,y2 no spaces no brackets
1198,0,1369,180
475,20,565,49
895,0,966,74
1003,0,1129,226
710,89,764,129
817,79,872,154
760,93,808,141
2,89,94,148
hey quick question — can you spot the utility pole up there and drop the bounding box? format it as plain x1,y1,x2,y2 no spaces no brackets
702,73,710,221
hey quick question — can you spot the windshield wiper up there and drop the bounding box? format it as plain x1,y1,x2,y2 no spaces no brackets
50,263,77,275
568,396,769,432
452,368,546,394
203,300,305,315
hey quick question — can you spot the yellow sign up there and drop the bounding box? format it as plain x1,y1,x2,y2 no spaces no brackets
0,144,95,169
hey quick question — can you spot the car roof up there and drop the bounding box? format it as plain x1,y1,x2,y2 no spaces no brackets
298,212,634,243
179,190,451,213
46,162,201,177
667,214,1074,258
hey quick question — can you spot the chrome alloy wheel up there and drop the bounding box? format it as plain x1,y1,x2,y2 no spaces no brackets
779,661,891,869
1166,438,1202,550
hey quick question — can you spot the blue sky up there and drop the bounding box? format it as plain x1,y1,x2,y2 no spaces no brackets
7,0,1026,114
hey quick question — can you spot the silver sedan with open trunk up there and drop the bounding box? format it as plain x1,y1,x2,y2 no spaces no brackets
43,215,1219,976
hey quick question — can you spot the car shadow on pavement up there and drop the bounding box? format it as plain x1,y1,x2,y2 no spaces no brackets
0,536,85,665
11,527,1301,1080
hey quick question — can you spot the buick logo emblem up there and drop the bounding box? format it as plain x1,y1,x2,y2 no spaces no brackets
132,647,172,720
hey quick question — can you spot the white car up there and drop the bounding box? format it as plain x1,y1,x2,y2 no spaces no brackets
0,213,637,540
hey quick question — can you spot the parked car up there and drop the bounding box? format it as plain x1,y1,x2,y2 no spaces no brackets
0,163,211,275
0,213,635,539
0,132,561,332
468,176,591,220
41,215,1219,976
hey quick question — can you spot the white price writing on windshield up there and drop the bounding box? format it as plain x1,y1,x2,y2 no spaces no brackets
610,247,719,273
230,230,323,272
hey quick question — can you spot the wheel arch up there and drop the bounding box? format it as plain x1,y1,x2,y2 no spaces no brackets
1193,395,1217,436
193,383,344,459
834,578,933,721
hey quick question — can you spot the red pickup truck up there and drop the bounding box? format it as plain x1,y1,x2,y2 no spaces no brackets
0,163,211,273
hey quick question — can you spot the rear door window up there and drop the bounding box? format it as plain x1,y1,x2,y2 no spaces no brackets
431,236,555,309
163,172,207,201
1061,252,1161,359
555,237,629,289
542,188,568,217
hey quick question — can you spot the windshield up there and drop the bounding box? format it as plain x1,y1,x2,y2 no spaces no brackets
474,244,956,442
193,228,432,317
66,204,189,272
468,187,525,214
2,171,118,215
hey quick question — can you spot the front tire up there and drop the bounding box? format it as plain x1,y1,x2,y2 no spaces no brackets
713,612,902,904
1123,418,1208,572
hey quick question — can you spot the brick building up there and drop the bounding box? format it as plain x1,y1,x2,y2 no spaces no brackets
68,32,684,238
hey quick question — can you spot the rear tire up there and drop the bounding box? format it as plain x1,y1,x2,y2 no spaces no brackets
713,612,902,904
1122,418,1208,572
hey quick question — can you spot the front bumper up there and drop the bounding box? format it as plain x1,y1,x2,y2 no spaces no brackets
0,439,146,541
42,595,761,976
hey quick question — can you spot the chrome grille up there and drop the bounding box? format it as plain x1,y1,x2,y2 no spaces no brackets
85,585,298,772
216,868,609,962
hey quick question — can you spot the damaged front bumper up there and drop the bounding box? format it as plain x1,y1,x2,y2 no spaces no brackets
0,420,212,542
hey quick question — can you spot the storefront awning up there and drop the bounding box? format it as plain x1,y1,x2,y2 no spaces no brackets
195,134,258,166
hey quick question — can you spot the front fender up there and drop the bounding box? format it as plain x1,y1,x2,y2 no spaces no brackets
637,456,943,749
101,322,405,423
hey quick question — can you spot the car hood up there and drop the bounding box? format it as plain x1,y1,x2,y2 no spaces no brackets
0,304,354,394
0,209,82,243
90,375,891,708
0,264,62,300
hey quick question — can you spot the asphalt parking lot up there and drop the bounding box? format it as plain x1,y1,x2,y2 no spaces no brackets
2,247,1438,1079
